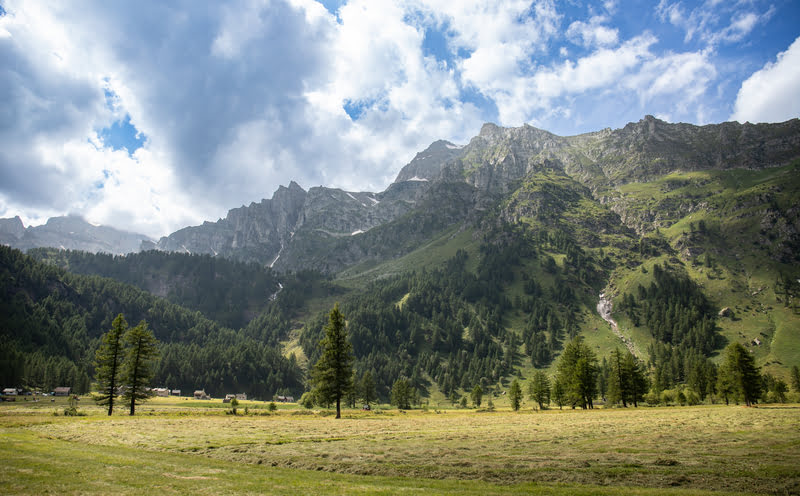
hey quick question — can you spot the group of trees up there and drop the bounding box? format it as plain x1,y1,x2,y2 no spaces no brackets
94,314,159,415
1,246,304,397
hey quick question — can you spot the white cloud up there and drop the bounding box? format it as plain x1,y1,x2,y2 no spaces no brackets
566,16,619,48
656,0,772,47
0,0,787,239
731,37,800,123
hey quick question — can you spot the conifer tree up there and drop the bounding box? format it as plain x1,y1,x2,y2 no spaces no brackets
94,314,128,416
360,370,377,406
509,379,523,411
719,342,761,406
310,304,354,418
471,384,483,408
607,348,628,407
528,370,551,410
121,321,159,416
791,365,800,393
556,336,598,409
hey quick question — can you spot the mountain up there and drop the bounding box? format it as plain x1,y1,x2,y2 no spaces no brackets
5,115,800,402
0,215,152,255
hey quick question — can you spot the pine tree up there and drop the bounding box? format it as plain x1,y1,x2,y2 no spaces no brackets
360,370,377,406
551,376,566,409
509,379,523,411
556,336,598,409
471,384,483,408
623,352,648,407
390,377,412,409
93,314,128,416
528,370,551,410
719,342,762,406
310,304,354,419
606,348,628,407
121,321,159,416
791,365,800,393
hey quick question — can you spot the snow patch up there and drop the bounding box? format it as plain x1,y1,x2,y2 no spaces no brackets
351,230,365,236
346,192,358,201
407,176,429,182
368,196,379,205
181,244,191,254
445,143,462,149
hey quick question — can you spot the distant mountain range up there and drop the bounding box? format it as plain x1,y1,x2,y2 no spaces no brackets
0,215,151,255
6,116,798,273
4,114,800,398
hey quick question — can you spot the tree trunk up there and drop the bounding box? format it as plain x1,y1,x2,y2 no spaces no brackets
335,397,341,419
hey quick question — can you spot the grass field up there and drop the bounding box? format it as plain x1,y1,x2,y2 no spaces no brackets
2,398,798,495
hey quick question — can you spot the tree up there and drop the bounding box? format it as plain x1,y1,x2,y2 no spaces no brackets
471,384,483,408
94,314,128,416
623,352,648,407
508,379,523,411
121,321,159,416
716,363,735,405
391,377,413,409
791,365,800,393
310,304,354,419
556,336,598,409
360,370,377,406
719,342,762,407
606,348,628,407
528,371,551,410
551,376,566,409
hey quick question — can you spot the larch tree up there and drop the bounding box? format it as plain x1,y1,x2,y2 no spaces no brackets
360,370,377,406
528,370,551,410
719,342,762,407
791,365,800,393
93,314,128,416
556,336,598,409
310,304,354,419
471,384,483,408
121,321,159,416
508,379,523,411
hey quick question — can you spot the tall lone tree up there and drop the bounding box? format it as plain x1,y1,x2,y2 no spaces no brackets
719,342,762,407
529,370,551,410
94,314,128,416
509,379,523,411
311,304,354,419
121,321,159,416
556,336,598,409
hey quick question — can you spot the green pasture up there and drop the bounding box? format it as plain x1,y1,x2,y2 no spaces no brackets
1,398,798,495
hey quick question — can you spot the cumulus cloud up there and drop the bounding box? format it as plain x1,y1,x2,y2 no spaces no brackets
0,0,788,237
656,0,772,47
731,37,800,124
566,16,619,48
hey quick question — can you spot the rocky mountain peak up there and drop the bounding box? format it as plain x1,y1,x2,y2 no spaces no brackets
394,139,464,183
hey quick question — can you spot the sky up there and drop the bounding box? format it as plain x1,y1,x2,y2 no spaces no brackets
1,0,798,239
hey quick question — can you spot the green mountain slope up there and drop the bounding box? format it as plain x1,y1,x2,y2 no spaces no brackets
0,246,303,397
5,116,799,403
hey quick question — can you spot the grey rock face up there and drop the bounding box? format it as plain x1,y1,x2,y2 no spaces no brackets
394,140,464,183
155,116,800,270
0,216,25,245
2,215,151,255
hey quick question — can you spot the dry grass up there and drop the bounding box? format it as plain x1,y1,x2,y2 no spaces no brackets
3,402,798,494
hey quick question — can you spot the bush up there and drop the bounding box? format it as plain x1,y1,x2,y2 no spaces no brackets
300,392,315,409
268,402,277,412
683,388,701,406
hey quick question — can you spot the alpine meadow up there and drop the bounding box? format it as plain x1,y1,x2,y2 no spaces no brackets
2,1,800,494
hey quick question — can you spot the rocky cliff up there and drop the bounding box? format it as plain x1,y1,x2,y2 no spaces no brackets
0,215,151,255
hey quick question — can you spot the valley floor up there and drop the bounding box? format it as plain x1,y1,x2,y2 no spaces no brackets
1,399,798,495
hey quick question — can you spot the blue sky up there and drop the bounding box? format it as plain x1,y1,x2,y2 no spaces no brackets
0,0,798,238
